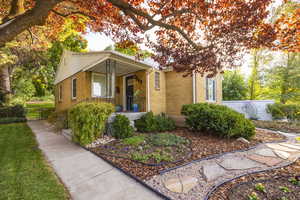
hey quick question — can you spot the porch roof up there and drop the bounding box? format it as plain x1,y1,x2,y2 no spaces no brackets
54,50,159,84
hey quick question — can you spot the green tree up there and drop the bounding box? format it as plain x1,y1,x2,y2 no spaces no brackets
222,70,248,100
264,52,300,104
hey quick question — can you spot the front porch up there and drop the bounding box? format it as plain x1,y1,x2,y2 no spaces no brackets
82,53,152,113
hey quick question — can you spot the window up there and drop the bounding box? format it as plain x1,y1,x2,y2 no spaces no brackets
155,72,160,90
92,73,115,98
71,78,77,99
58,85,62,102
206,78,216,101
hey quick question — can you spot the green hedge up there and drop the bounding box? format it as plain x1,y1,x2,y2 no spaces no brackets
0,105,25,118
0,117,27,124
68,102,115,146
112,115,134,139
267,103,300,121
181,103,255,139
134,112,175,132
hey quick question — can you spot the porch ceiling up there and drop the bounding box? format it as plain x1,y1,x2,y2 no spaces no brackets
88,60,146,76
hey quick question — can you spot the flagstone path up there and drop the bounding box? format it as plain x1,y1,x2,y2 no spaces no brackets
146,131,300,200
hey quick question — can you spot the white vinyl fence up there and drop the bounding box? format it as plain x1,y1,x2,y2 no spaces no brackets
222,100,275,121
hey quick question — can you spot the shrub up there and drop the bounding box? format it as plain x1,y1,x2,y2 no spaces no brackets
40,108,55,120
267,103,300,121
181,103,255,139
134,112,157,132
0,105,26,118
112,114,134,139
155,113,176,132
68,102,115,146
0,117,27,124
134,112,176,132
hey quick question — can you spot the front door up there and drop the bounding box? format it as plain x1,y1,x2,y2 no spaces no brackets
126,76,134,111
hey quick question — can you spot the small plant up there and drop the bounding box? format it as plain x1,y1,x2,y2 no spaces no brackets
279,186,291,193
280,197,289,200
288,177,300,186
112,115,134,139
147,133,189,146
149,151,173,163
255,183,266,193
248,192,259,200
131,152,149,162
122,135,145,146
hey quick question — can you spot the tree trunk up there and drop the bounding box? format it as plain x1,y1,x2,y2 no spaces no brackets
0,66,12,103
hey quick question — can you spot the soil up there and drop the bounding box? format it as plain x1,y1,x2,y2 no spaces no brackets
209,160,300,200
90,128,286,180
93,134,191,165
253,120,300,134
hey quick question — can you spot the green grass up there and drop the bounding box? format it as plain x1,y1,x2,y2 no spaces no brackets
25,102,54,120
0,123,68,200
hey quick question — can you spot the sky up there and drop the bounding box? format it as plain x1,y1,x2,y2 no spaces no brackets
83,0,287,78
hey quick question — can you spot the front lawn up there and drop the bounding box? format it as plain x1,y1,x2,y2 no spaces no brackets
0,123,69,200
253,120,300,134
26,102,54,120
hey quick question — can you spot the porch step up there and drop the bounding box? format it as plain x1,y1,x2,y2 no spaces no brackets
62,129,72,141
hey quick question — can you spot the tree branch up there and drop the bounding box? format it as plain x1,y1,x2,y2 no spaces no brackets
107,0,201,50
0,0,63,47
51,9,96,20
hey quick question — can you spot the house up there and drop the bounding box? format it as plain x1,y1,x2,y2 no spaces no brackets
54,50,222,125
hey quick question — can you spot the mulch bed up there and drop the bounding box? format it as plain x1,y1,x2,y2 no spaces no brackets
253,120,300,134
209,160,300,200
90,128,286,180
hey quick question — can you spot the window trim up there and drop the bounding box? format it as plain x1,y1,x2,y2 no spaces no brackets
154,71,160,90
71,77,77,100
205,77,217,102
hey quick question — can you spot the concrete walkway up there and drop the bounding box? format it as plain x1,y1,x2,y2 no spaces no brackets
27,121,162,200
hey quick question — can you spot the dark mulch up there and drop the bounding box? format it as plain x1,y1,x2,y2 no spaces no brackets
90,128,286,180
209,160,300,200
253,120,300,134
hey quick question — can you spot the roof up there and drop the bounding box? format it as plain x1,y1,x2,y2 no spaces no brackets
54,50,160,84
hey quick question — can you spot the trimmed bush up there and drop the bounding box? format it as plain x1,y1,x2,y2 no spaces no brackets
48,110,69,129
0,105,25,118
155,113,176,132
181,103,255,139
267,103,300,121
68,102,115,146
112,115,134,139
134,112,176,132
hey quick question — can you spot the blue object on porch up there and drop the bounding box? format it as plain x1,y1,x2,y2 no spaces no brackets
116,105,123,112
133,104,139,112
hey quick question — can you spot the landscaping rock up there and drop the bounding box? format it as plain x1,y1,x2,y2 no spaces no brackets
254,148,277,157
219,156,261,170
237,137,250,144
247,154,283,166
202,163,227,182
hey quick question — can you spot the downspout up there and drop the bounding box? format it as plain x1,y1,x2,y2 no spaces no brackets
146,70,151,112
192,70,196,103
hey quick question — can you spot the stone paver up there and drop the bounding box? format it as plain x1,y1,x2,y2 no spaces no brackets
274,150,290,159
28,121,162,200
181,176,198,193
266,143,298,152
255,148,277,157
164,177,182,193
164,176,198,194
202,162,227,181
279,143,300,150
218,156,262,170
247,154,283,166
